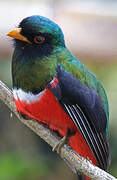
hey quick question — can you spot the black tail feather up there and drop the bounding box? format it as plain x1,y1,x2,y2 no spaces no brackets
77,174,85,180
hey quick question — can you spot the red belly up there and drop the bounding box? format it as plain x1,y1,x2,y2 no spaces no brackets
14,88,97,167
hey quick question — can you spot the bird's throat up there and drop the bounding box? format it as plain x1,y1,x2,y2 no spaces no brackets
12,48,58,94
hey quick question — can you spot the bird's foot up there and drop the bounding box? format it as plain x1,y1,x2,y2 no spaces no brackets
86,157,93,164
52,135,68,154
18,111,30,120
52,129,73,154
52,129,75,154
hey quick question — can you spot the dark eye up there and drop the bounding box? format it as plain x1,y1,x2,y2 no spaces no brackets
34,35,45,44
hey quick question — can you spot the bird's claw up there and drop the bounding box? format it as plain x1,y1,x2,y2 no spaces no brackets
86,157,92,164
52,136,67,154
18,111,30,120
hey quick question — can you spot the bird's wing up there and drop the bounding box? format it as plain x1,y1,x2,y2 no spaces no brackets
48,66,110,170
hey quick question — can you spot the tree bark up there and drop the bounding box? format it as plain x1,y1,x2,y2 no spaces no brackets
0,80,116,180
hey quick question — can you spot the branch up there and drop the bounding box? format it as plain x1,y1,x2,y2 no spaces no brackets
0,80,116,180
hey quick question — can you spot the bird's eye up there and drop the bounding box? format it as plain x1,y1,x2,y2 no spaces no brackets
34,35,45,44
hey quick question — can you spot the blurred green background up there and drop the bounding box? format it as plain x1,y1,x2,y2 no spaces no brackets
0,0,117,179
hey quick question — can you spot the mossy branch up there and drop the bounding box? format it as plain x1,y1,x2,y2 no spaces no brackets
0,80,116,180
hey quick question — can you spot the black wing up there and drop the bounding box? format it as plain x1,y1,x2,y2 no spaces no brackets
48,66,110,170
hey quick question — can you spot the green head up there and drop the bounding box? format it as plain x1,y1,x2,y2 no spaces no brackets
8,15,65,59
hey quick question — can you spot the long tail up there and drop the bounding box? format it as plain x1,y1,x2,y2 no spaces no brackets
77,174,92,180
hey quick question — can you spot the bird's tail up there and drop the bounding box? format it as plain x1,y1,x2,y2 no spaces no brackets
77,174,92,180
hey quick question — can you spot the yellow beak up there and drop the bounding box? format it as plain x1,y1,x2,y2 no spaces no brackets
6,28,30,43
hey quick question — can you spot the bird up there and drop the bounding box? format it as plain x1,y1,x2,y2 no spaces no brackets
7,15,110,180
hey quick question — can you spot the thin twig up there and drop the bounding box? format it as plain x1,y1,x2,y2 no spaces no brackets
0,80,116,180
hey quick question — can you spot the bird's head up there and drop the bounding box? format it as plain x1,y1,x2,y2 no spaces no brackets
7,15,65,58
